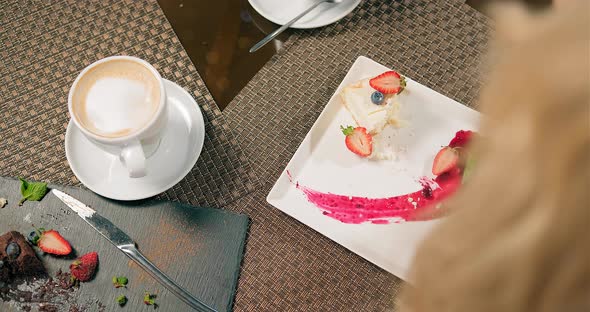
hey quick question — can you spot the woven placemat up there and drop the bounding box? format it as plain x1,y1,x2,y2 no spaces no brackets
226,0,491,190
1,0,492,310
0,0,255,207
226,190,401,311
223,0,491,311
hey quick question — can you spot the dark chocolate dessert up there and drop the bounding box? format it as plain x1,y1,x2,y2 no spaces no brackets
0,231,45,283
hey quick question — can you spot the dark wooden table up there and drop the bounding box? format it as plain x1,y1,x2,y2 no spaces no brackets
156,0,290,109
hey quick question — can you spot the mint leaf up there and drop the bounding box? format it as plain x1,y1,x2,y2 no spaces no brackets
18,177,48,206
113,276,128,288
462,155,476,184
116,295,128,306
143,292,157,307
118,276,128,285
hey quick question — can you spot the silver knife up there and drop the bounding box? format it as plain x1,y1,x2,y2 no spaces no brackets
51,189,217,312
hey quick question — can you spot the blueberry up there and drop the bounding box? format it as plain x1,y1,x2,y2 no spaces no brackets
27,231,38,244
6,242,20,260
371,91,384,105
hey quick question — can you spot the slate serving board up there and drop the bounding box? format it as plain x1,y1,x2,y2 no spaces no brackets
0,177,249,312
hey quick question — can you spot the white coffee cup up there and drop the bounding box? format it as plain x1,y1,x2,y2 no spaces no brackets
68,56,167,178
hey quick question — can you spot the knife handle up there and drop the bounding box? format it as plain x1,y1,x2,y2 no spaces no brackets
119,244,217,312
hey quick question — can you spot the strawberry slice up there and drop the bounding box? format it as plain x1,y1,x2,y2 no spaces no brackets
38,230,72,255
432,146,459,175
369,71,407,94
341,125,373,157
70,252,98,282
449,130,474,148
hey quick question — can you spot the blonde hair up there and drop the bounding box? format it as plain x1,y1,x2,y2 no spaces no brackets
399,2,590,312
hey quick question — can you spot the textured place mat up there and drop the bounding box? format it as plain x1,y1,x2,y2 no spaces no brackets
225,190,400,311
226,0,491,190
1,0,493,310
0,0,255,207
223,0,491,311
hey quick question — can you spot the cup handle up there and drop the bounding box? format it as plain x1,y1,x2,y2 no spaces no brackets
120,140,146,178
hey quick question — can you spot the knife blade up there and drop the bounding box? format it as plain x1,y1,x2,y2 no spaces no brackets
51,189,216,312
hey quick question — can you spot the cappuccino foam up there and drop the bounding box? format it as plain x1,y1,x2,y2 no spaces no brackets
72,59,161,138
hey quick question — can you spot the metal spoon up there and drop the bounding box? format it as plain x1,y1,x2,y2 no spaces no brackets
249,0,343,53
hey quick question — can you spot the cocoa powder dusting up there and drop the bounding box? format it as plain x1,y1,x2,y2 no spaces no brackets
131,219,200,284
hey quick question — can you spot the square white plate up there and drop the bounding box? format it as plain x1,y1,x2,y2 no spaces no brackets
266,56,480,281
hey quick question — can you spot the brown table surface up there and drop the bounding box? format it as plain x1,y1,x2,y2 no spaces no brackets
156,0,290,110
0,0,491,311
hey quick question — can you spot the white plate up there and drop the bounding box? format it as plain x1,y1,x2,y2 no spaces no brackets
266,56,480,281
249,0,361,29
65,79,205,201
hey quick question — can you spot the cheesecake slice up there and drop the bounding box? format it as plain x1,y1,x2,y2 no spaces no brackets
340,78,402,135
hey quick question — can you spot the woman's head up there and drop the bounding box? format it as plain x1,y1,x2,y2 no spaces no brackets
400,2,589,311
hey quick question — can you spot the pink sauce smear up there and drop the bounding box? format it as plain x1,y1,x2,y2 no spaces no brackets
288,169,462,224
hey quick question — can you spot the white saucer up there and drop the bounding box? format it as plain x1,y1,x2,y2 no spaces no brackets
248,0,361,29
65,79,205,201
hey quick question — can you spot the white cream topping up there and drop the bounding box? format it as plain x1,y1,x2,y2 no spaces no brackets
340,79,401,135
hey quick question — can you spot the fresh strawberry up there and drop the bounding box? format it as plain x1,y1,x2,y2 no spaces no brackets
70,252,98,282
432,146,459,175
37,230,72,255
369,70,407,94
341,125,373,157
449,130,474,148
